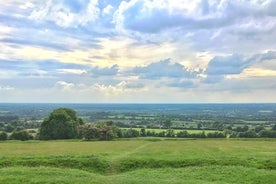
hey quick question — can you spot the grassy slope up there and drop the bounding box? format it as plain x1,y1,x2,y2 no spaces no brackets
0,139,275,183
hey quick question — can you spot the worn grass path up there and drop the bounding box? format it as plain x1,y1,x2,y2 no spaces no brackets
106,141,154,175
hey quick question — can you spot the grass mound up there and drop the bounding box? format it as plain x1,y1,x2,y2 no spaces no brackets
0,155,108,173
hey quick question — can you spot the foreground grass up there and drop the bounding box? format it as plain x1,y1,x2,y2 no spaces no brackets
0,139,275,183
0,166,275,184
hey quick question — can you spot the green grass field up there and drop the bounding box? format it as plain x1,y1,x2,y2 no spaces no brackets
0,139,275,183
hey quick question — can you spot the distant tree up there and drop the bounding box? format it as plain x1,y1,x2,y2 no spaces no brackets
15,126,24,131
197,123,202,130
116,128,123,138
162,119,172,129
225,125,232,130
272,124,276,131
229,131,238,138
122,128,140,138
9,130,32,141
140,128,146,136
176,130,189,138
4,124,15,133
0,122,4,128
146,130,156,136
166,129,174,137
157,131,166,137
40,108,84,140
235,125,249,132
198,131,207,138
0,115,19,123
0,131,7,140
243,125,249,132
259,130,276,138
238,130,258,138
212,122,224,130
207,132,226,138
255,126,264,133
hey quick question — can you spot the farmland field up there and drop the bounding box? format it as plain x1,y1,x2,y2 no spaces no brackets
0,139,275,184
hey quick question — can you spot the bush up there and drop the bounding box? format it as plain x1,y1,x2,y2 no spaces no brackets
176,130,189,138
259,130,276,138
79,124,99,140
0,131,8,140
122,128,140,138
40,108,83,140
207,132,226,138
238,130,258,138
9,130,33,141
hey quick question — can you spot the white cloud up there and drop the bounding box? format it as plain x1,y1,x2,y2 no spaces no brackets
103,4,114,15
113,0,276,55
55,81,75,90
57,69,87,75
29,0,100,27
113,0,273,33
93,81,147,96
132,59,195,79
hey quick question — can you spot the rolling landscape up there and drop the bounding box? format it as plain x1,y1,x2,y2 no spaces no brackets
0,103,276,183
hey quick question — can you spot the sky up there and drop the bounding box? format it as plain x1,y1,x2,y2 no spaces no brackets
0,0,276,103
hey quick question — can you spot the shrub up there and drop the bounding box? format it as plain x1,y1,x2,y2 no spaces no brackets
176,130,189,138
9,130,33,141
259,130,276,138
238,130,258,138
79,124,99,140
207,132,226,138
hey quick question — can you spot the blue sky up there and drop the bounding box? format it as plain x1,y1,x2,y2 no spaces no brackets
0,0,275,103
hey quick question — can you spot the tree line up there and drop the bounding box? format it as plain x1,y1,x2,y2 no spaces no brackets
0,108,276,141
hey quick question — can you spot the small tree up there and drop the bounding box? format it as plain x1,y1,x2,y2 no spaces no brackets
166,129,174,137
140,128,146,136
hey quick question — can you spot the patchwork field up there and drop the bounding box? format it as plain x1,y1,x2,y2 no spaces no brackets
0,139,275,184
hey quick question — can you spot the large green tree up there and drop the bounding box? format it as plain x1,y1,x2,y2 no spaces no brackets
40,108,83,140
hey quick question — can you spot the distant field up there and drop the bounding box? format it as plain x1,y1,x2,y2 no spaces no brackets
243,120,268,124
0,139,275,183
121,128,219,134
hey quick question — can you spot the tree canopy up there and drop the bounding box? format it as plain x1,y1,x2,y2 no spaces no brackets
40,108,83,140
